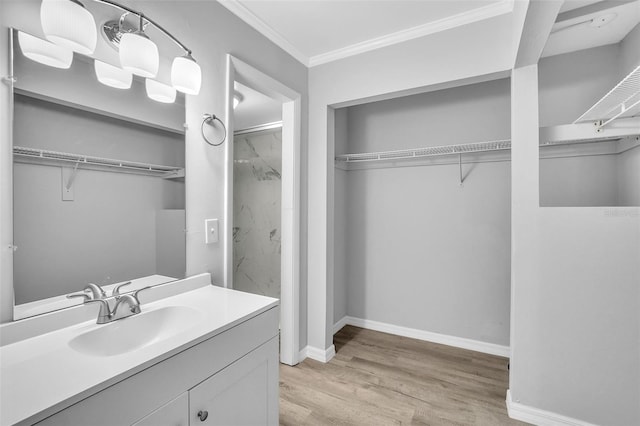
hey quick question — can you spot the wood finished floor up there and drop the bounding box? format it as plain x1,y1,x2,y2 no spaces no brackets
279,326,527,426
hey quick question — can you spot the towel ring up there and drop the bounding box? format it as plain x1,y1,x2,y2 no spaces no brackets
201,114,227,147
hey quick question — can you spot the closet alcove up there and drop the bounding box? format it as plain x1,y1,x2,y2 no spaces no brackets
332,77,513,352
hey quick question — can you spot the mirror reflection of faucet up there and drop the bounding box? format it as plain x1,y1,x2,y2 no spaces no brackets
66,285,151,324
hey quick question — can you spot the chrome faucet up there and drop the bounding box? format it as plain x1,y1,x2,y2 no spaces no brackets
85,283,107,299
67,283,107,301
85,299,112,324
111,294,142,318
67,285,151,324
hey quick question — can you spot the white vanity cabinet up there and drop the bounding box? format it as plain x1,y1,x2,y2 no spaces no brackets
34,306,279,426
133,393,188,426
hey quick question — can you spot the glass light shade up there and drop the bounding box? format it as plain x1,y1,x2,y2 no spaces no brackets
18,31,73,69
40,0,97,55
119,32,159,78
146,79,176,103
94,60,132,89
171,55,201,95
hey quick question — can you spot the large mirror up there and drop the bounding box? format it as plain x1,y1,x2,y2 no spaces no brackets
11,28,186,319
537,3,639,207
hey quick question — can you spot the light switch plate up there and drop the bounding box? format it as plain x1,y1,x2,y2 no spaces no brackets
205,219,219,244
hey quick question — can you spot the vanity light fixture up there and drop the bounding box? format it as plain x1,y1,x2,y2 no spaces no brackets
171,54,202,95
119,14,159,78
146,79,176,103
40,0,97,55
99,0,202,95
94,60,132,89
37,0,202,96
18,31,73,69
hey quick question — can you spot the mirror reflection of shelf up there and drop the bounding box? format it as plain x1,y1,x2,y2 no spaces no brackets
13,146,184,179
574,65,640,129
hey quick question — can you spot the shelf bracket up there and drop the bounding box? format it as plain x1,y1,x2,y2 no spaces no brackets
596,98,640,131
62,161,80,201
458,153,464,187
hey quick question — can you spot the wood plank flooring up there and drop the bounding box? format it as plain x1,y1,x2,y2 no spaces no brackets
279,326,527,426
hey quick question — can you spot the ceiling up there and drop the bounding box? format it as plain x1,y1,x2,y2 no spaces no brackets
233,82,282,131
218,0,514,66
543,0,640,58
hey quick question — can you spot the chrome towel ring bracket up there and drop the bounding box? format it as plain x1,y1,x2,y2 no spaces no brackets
201,113,227,147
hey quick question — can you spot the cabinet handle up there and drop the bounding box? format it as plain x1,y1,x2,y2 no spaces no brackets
197,410,209,421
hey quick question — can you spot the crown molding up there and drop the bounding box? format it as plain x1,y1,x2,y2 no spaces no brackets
218,0,514,68
309,0,515,67
217,0,310,66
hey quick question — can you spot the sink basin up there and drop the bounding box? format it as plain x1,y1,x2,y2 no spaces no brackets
68,306,203,357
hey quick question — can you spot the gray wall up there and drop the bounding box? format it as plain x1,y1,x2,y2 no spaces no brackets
621,23,640,78
13,95,184,304
540,154,618,207
334,79,512,346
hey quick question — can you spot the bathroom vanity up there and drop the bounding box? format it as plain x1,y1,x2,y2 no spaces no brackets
0,274,280,426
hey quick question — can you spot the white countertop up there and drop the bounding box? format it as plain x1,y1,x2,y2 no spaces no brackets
0,282,279,426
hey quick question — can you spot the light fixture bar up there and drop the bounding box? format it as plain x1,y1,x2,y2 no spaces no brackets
92,0,193,55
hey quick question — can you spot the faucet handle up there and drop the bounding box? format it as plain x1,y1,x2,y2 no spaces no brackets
133,286,152,302
112,281,132,297
85,283,107,299
66,291,91,302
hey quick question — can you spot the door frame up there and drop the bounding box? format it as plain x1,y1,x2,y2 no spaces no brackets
225,55,301,366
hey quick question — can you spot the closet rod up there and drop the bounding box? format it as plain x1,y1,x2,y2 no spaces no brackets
13,146,183,177
336,135,636,164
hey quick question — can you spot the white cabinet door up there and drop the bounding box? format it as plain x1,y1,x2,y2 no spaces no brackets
132,393,188,426
189,337,279,426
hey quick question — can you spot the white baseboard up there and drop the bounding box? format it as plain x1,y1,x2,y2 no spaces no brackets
333,316,349,334
334,316,509,358
506,390,599,426
298,344,336,363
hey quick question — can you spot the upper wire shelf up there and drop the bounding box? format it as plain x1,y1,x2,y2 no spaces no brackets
574,65,640,127
13,146,184,178
335,140,512,163
335,134,638,164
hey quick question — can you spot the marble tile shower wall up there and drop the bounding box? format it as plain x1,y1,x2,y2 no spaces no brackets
233,131,282,298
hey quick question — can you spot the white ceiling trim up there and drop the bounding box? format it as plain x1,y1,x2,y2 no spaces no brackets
218,0,515,68
217,0,310,66
309,0,516,67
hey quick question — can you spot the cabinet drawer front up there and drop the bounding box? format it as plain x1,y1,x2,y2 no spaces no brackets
190,337,279,426
36,307,279,426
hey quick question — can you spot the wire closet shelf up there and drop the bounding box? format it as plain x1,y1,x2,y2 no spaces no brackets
13,146,183,177
334,135,638,164
335,139,512,163
574,65,640,128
